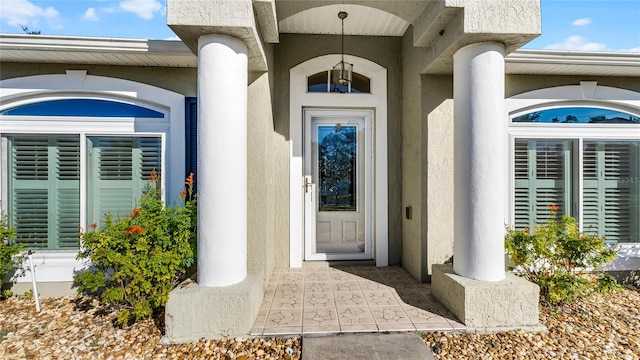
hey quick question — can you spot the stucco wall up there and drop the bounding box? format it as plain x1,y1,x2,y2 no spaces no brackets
247,48,276,281
401,27,455,281
273,33,403,266
247,41,290,279
423,75,455,277
0,62,197,96
401,29,427,280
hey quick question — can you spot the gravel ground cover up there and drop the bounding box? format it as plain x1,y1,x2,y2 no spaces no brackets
1,287,638,360
423,286,640,360
0,297,300,360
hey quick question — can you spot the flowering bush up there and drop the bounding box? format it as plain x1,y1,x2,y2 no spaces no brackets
74,172,197,326
505,205,619,305
0,215,24,299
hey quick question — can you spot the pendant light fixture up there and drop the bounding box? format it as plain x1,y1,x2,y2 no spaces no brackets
332,11,353,87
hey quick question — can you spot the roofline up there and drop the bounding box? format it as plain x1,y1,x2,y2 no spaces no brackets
506,48,640,68
1,33,639,74
0,33,192,54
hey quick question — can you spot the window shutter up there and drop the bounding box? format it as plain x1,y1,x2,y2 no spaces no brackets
87,137,161,225
140,137,162,178
8,136,79,249
582,142,636,243
55,137,80,248
513,141,531,229
514,140,571,230
89,138,134,223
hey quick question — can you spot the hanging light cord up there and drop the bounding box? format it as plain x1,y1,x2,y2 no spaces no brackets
338,11,348,65
341,14,345,64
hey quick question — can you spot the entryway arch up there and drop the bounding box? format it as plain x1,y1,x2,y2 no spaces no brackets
289,54,388,267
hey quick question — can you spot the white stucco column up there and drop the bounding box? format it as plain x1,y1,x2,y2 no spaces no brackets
197,34,248,287
453,42,506,282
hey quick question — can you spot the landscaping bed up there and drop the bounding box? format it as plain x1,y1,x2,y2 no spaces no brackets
0,296,300,360
1,287,638,359
423,286,640,360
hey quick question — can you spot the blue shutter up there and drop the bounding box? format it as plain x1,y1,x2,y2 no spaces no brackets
185,98,197,188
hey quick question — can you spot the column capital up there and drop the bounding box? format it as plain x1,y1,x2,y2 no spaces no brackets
412,0,540,74
167,0,269,72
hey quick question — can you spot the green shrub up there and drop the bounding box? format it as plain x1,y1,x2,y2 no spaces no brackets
505,205,620,305
0,215,24,299
75,172,197,326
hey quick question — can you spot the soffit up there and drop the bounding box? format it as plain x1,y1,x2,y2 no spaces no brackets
0,34,197,68
278,4,410,37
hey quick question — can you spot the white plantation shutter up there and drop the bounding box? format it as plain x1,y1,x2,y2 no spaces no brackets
87,137,161,225
582,142,638,243
514,140,572,230
8,136,80,249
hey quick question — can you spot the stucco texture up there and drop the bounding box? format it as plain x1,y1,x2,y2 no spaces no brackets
247,42,292,279
0,62,197,97
402,27,455,281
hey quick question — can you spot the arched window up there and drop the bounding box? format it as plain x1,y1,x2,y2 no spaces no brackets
1,99,164,118
512,107,639,124
508,104,640,245
307,70,371,94
1,97,169,250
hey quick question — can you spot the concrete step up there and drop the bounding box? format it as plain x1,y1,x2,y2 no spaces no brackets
301,332,434,360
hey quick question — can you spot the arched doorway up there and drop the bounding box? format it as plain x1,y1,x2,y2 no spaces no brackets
289,54,388,267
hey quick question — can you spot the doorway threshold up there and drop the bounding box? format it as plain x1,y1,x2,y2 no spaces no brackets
303,260,376,267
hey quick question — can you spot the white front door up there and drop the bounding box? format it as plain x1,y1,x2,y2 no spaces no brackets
303,109,373,260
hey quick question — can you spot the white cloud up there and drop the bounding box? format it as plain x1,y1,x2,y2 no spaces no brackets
119,0,162,20
572,17,591,26
84,8,98,21
100,7,116,14
0,0,59,27
545,35,607,51
164,35,180,41
616,47,640,53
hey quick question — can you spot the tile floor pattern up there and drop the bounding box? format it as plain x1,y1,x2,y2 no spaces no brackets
251,266,465,336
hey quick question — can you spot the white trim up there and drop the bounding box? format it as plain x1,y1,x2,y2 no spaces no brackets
0,73,185,283
289,54,388,267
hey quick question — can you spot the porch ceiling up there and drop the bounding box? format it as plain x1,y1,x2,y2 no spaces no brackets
277,4,411,37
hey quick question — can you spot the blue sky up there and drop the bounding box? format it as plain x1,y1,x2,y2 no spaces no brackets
0,0,638,52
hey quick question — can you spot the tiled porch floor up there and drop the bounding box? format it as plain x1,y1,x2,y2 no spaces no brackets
250,265,465,336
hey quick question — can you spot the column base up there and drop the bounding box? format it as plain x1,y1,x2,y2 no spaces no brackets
162,271,263,344
432,264,546,333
